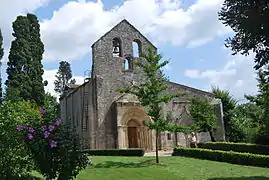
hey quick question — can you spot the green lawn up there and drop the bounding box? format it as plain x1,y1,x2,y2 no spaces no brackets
33,156,269,180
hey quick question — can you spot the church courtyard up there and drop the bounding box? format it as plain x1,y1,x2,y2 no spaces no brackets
32,156,269,180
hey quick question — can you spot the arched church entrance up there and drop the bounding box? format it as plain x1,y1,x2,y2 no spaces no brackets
119,107,154,151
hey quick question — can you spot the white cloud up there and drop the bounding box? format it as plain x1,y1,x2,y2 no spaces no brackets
40,0,231,62
184,53,258,101
0,0,51,63
43,69,85,98
184,69,201,78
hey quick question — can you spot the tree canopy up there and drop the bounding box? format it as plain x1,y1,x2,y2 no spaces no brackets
211,86,237,141
0,29,3,104
54,61,76,95
219,0,269,70
5,13,45,106
245,67,269,144
189,97,217,142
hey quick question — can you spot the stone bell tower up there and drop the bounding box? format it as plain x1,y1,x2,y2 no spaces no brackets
90,19,157,149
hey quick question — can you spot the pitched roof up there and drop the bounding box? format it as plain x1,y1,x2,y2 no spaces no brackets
167,81,214,97
91,19,157,49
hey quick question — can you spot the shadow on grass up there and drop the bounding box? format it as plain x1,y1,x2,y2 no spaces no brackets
209,177,269,180
93,159,160,168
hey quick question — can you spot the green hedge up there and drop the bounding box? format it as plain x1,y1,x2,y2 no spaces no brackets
82,149,145,156
172,147,269,168
197,142,269,155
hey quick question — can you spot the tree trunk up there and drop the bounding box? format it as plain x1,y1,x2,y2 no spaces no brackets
155,130,159,164
209,130,216,142
175,132,178,146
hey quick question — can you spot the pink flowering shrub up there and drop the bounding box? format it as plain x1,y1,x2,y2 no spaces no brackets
17,108,88,180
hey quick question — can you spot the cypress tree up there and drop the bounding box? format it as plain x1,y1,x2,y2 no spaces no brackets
0,29,3,104
5,14,45,106
27,14,45,106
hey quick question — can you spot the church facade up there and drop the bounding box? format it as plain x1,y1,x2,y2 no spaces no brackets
59,19,225,151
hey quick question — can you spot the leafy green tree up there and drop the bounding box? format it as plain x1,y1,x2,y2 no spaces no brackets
0,101,41,179
219,0,269,70
118,47,181,163
245,69,268,106
166,110,196,146
211,86,237,141
5,13,45,106
189,98,217,142
54,61,76,95
44,92,60,119
231,103,262,143
0,29,3,104
245,68,269,144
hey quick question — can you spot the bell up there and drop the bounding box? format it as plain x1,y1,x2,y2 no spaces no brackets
113,46,120,54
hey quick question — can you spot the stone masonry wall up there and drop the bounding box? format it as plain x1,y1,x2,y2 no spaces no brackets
59,81,95,149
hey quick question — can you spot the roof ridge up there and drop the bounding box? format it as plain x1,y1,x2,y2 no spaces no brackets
91,19,157,49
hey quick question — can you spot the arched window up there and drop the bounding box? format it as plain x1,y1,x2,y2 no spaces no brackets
112,37,122,57
132,39,142,57
167,133,171,140
123,59,129,70
123,55,132,71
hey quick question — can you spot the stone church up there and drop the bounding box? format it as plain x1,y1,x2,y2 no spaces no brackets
60,19,225,151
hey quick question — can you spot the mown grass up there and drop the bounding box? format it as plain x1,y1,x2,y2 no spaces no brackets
33,156,269,180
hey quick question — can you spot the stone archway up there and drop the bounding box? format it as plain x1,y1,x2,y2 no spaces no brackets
117,105,154,151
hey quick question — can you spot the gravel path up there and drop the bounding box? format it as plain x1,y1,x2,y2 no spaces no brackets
144,150,173,156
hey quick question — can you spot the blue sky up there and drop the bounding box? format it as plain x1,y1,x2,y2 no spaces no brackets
0,0,258,101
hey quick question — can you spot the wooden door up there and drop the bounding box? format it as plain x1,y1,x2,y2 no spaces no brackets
128,127,138,148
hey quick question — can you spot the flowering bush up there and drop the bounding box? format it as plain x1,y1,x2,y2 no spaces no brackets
17,108,88,180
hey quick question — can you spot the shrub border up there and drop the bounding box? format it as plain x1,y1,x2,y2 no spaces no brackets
197,142,269,155
172,147,269,168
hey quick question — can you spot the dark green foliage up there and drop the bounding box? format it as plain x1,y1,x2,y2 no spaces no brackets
44,92,60,119
118,47,182,163
5,14,45,106
33,125,88,180
166,124,197,133
172,147,269,168
0,101,41,179
211,86,238,141
0,29,3,60
245,68,269,144
219,0,269,70
82,149,145,156
231,103,263,143
54,61,76,95
197,142,269,155
0,29,3,104
189,97,217,141
165,111,197,133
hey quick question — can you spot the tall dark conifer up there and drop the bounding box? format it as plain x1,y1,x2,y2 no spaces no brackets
27,14,45,106
54,61,76,95
0,29,4,104
5,14,45,106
